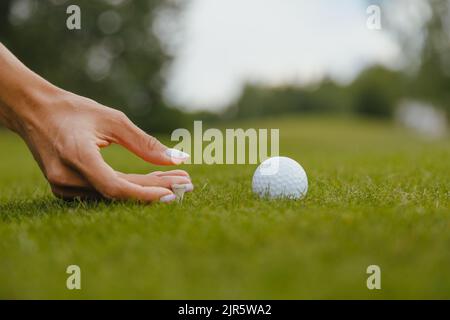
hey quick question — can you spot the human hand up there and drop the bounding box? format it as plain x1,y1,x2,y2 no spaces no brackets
16,89,192,202
0,43,193,203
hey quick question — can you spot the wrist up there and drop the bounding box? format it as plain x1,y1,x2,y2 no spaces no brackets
0,73,62,134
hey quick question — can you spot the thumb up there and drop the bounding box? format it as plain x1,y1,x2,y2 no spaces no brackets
112,114,190,165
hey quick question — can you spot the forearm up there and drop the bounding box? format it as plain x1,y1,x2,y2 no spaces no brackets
0,43,59,133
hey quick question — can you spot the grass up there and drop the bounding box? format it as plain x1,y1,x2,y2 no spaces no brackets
0,116,449,299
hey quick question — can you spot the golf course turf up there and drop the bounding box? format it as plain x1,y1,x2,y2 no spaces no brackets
0,116,449,299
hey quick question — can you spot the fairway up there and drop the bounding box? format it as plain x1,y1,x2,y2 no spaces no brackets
0,117,449,299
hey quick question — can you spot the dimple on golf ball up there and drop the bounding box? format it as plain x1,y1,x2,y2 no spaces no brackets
252,156,308,199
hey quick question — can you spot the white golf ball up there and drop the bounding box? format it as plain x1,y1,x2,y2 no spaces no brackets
252,156,308,199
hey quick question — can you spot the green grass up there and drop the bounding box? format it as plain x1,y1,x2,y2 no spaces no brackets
0,116,449,299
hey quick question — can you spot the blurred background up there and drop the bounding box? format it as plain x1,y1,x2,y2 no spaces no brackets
0,0,448,136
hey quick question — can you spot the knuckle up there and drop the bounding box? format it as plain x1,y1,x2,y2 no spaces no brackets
46,168,68,186
54,137,78,163
144,134,159,151
56,147,72,164
100,184,123,199
112,110,128,124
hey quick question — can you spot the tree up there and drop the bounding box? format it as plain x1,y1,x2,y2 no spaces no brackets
0,0,185,132
414,0,450,112
387,0,450,113
350,67,406,118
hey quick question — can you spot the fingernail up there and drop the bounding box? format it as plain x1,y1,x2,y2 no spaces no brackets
173,183,194,193
160,194,177,203
165,148,190,160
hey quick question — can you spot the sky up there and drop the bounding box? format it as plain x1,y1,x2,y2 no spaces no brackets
156,0,417,111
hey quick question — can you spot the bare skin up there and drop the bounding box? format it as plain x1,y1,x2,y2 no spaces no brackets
0,43,192,203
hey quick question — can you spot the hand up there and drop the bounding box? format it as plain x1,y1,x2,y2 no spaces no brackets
0,43,193,202
12,88,192,202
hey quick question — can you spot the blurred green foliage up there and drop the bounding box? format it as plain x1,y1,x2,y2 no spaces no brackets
0,0,186,132
350,67,406,118
223,0,449,121
228,66,406,121
0,0,448,130
410,0,450,113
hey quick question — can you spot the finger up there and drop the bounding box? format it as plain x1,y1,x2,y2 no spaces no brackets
69,144,175,202
150,170,190,178
46,163,91,189
117,172,193,191
112,115,189,165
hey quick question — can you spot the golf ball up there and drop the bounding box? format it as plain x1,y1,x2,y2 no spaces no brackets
252,156,308,199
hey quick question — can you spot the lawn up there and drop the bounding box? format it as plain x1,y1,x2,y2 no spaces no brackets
0,116,449,299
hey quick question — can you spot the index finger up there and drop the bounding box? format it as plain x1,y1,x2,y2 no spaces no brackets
66,144,175,202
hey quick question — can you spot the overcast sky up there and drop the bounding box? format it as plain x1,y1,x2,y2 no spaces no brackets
158,0,410,111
